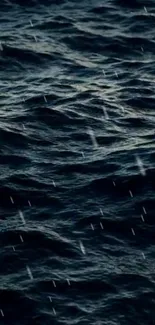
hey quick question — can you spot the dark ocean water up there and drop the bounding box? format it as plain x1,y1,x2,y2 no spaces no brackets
0,0,155,324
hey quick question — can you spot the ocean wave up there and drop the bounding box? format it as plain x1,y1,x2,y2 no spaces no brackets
0,0,155,324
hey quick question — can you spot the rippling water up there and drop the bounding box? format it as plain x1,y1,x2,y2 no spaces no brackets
0,0,155,324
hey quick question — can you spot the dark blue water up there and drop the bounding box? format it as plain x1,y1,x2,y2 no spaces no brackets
0,0,155,324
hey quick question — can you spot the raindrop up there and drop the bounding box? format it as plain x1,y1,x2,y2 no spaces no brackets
129,190,133,198
100,222,104,229
144,6,147,13
10,196,14,204
143,206,147,214
52,180,56,187
19,210,26,225
141,215,145,222
136,155,146,176
90,223,94,230
0,42,3,51
53,308,56,315
0,310,4,317
26,266,33,280
81,151,85,158
87,128,98,149
131,228,135,236
103,107,109,120
53,280,56,288
30,20,33,27
34,35,37,42
79,240,86,255
20,235,24,242
44,95,47,103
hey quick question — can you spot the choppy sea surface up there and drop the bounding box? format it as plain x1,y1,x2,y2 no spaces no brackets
0,0,155,324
